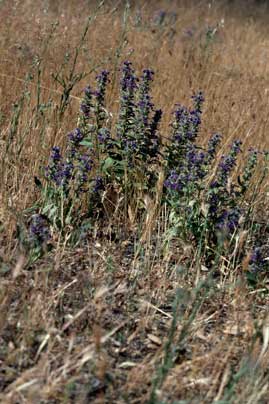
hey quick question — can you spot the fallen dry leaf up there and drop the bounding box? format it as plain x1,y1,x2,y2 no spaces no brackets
147,334,162,346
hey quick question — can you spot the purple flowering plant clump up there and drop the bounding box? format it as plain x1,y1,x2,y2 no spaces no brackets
38,61,164,235
162,90,264,268
42,75,109,230
32,61,268,276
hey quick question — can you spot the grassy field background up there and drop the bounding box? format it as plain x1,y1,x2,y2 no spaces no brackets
1,1,269,403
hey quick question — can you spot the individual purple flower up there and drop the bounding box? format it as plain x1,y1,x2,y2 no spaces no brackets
29,214,51,244
208,191,219,214
164,170,183,191
98,128,114,150
80,86,93,118
50,146,61,162
68,128,84,145
215,208,241,234
142,68,154,82
78,154,92,173
93,176,104,193
249,246,269,272
125,139,138,152
96,69,109,82
231,139,242,153
62,161,74,182
80,102,90,116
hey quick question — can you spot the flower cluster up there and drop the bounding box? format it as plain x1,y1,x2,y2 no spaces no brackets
45,146,75,190
173,93,203,143
165,92,205,190
80,86,93,119
163,91,248,246
117,61,139,152
95,70,109,101
116,61,162,162
137,69,163,160
165,92,205,174
218,140,242,187
164,143,207,192
137,69,154,127
46,106,93,194
207,133,222,162
191,91,204,114
95,70,110,128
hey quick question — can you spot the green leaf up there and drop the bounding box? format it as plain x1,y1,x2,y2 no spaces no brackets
102,157,115,169
80,138,94,148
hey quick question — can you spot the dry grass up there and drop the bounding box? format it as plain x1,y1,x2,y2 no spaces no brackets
1,0,269,403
